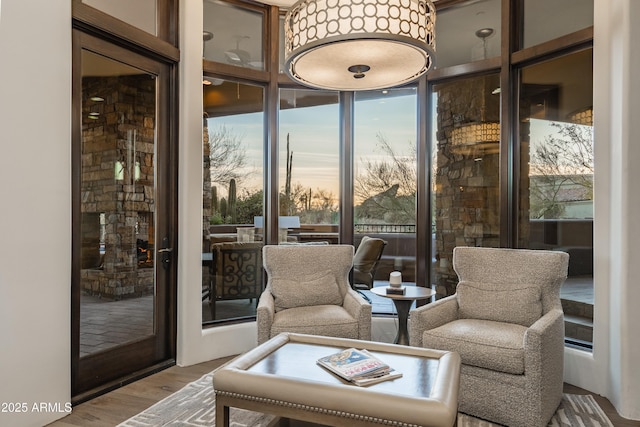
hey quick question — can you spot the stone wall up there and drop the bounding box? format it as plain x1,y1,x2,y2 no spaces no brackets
433,74,501,296
80,74,156,299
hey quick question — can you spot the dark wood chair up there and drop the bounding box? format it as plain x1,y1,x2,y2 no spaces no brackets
208,241,264,319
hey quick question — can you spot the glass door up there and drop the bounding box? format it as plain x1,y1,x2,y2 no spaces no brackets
71,31,176,399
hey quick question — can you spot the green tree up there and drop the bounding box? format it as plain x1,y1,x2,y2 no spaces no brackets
236,189,264,224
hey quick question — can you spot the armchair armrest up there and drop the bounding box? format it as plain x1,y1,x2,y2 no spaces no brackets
343,289,372,340
256,290,275,345
409,295,459,347
524,309,565,395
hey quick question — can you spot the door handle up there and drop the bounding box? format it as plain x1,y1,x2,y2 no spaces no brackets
159,237,173,270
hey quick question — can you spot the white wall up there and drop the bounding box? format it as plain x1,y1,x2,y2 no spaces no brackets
562,0,640,420
176,0,260,366
0,1,72,426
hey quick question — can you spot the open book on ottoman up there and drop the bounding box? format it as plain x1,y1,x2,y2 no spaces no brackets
317,347,402,386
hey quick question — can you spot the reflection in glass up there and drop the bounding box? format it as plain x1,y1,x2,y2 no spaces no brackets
83,0,156,36
519,49,594,346
203,0,264,70
430,73,501,297
435,0,500,68
278,16,286,74
80,50,157,357
202,78,265,324
523,0,593,48
354,89,417,297
279,89,340,244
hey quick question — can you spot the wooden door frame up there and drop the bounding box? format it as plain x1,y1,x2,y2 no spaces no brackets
71,29,178,403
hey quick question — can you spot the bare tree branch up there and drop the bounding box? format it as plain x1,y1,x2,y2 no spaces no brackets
208,124,253,187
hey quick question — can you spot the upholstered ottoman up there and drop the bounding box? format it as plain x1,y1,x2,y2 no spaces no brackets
213,333,461,427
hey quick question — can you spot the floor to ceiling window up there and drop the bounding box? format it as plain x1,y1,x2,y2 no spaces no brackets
517,48,594,348
202,0,595,349
354,89,418,300
516,0,594,349
202,78,266,324
279,89,340,242
201,0,269,326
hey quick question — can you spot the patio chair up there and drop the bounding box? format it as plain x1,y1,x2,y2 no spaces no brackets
208,241,264,319
352,236,387,290
409,246,569,427
257,244,372,345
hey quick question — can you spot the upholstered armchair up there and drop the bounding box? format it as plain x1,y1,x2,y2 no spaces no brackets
257,245,372,345
409,246,569,427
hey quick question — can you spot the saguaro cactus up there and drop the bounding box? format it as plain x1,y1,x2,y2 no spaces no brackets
211,185,219,214
228,179,237,223
284,133,294,214
220,197,228,220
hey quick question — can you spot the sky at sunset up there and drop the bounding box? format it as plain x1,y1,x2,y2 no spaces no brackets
208,92,417,199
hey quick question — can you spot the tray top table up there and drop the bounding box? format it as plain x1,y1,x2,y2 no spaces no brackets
213,332,460,427
371,285,435,345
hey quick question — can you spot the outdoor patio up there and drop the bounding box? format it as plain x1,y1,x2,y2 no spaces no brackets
79,276,593,357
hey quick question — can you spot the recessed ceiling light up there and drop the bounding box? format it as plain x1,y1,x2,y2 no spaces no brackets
90,96,104,102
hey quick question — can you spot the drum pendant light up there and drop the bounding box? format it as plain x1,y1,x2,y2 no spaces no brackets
284,0,436,91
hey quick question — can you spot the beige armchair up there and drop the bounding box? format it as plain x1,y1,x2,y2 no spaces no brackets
409,246,569,427
257,245,372,345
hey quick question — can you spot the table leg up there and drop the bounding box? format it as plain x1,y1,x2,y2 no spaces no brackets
391,299,413,345
216,400,230,427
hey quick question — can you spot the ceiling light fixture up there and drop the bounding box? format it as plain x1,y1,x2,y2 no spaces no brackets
568,106,593,126
224,35,251,65
284,0,436,91
450,29,500,155
203,31,214,57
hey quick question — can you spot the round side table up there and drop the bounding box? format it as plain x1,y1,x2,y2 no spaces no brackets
371,286,435,346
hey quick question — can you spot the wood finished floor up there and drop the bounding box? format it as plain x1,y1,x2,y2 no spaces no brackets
48,356,639,427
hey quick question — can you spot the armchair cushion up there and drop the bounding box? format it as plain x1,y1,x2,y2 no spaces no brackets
271,271,343,312
423,319,527,375
457,281,542,327
270,305,360,339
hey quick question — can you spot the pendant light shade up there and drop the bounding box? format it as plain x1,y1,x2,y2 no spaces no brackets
284,0,436,91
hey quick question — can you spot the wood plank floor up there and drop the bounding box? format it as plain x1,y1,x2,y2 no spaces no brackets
48,358,639,427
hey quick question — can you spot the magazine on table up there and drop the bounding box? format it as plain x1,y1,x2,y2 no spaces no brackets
316,348,402,386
